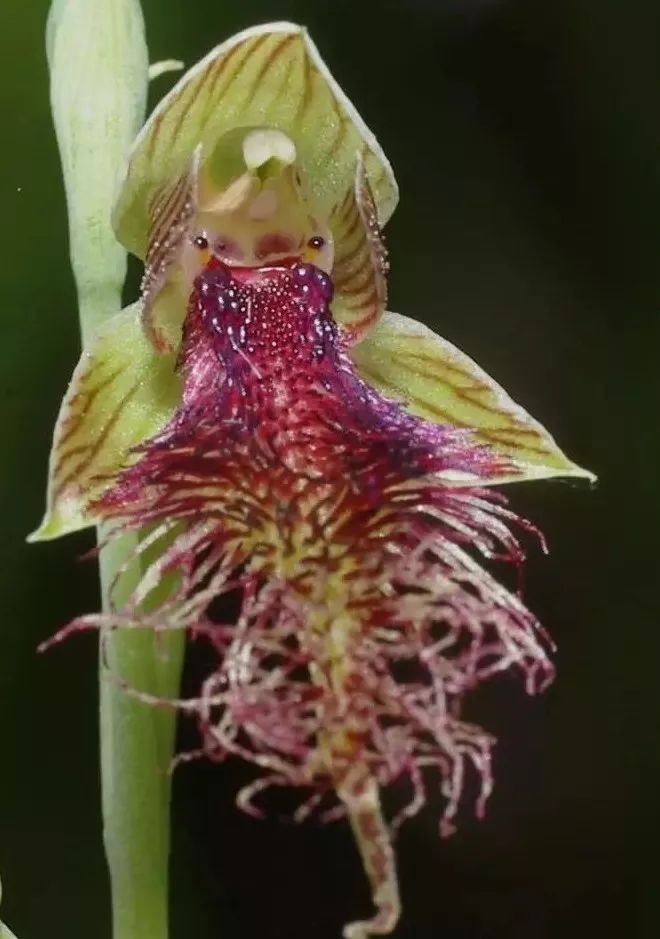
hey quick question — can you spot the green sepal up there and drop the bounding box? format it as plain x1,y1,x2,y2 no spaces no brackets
352,310,596,485
113,22,398,262
29,303,180,541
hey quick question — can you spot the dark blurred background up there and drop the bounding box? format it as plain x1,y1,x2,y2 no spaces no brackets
0,0,654,936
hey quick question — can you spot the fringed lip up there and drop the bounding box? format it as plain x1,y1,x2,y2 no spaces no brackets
33,250,577,937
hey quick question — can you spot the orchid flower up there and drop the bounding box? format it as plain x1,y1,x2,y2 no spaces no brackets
32,22,593,939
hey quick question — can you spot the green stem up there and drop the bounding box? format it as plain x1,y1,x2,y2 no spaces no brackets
47,3,184,934
99,530,184,939
46,1,182,933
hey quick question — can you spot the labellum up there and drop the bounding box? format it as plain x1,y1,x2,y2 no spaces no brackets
32,23,594,938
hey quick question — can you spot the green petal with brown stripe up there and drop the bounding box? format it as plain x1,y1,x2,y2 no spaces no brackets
330,155,389,343
113,22,398,262
29,303,181,541
139,147,200,352
351,310,596,485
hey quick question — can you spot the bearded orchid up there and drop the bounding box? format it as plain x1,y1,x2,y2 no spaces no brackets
33,22,593,939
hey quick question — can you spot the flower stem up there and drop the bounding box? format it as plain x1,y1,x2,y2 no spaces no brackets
47,3,184,935
99,530,184,939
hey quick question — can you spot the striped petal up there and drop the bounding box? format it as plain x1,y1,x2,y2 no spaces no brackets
142,167,194,318
351,310,595,485
113,22,398,263
330,155,389,343
139,148,200,352
29,303,180,541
